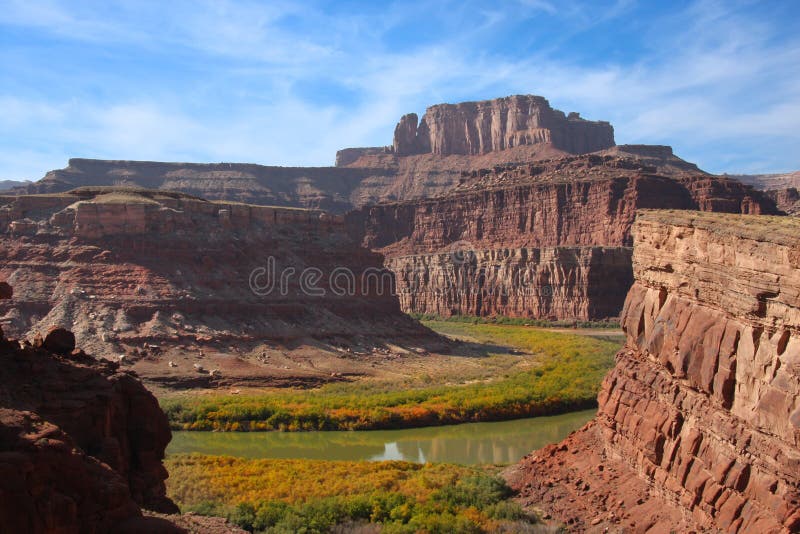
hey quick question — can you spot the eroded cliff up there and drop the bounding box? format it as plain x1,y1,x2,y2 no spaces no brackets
0,188,441,389
506,210,800,532
389,95,614,156
347,156,779,320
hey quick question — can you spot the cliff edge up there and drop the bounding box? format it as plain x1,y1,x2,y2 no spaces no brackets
506,210,800,532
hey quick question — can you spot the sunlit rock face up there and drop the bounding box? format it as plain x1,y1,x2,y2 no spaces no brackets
390,95,614,157
507,210,800,532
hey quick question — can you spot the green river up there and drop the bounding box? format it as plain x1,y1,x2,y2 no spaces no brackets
168,409,594,465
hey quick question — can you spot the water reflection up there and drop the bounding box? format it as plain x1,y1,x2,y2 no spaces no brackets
168,409,594,465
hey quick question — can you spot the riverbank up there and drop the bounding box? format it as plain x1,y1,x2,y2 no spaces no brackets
159,322,619,432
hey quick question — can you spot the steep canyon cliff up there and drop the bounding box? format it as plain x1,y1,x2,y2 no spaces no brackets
506,210,800,532
347,156,779,320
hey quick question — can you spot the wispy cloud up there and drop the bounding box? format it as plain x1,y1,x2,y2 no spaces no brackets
0,0,798,179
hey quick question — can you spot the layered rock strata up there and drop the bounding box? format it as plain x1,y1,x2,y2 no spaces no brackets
388,247,632,320
730,171,800,191
0,188,439,387
507,210,800,532
388,95,614,156
347,156,779,320
767,187,800,215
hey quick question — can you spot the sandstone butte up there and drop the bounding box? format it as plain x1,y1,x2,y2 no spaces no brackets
0,187,442,389
505,210,800,532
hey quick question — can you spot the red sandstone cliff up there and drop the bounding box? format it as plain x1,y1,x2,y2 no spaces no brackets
346,155,779,320
730,170,800,191
389,95,614,157
506,210,800,532
767,187,800,215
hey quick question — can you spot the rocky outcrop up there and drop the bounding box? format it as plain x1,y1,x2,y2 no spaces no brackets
0,281,179,531
0,188,441,388
0,409,142,533
346,156,779,320
507,210,800,532
388,246,632,320
389,95,614,156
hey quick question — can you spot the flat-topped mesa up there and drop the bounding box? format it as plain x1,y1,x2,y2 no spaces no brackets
507,210,800,532
391,95,615,157
21,158,382,213
0,187,338,240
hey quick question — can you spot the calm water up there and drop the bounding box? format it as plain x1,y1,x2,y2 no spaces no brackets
168,409,594,465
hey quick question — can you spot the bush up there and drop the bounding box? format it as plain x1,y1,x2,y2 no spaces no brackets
434,475,513,509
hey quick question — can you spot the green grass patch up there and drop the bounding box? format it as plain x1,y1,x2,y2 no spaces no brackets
161,322,620,431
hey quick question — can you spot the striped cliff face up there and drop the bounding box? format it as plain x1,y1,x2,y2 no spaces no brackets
345,156,779,322
507,210,800,532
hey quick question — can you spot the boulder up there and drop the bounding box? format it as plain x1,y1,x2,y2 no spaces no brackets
43,327,76,355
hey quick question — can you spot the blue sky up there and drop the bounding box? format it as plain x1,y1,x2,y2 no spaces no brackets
1,0,798,180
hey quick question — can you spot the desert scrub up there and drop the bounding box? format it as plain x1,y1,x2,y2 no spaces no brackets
166,455,534,533
161,323,619,431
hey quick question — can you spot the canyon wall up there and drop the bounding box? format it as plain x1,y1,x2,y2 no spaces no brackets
730,170,800,191
347,156,779,320
0,188,440,388
507,210,800,532
767,187,800,215
388,247,632,320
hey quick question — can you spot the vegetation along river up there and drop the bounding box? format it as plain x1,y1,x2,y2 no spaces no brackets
168,409,595,465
